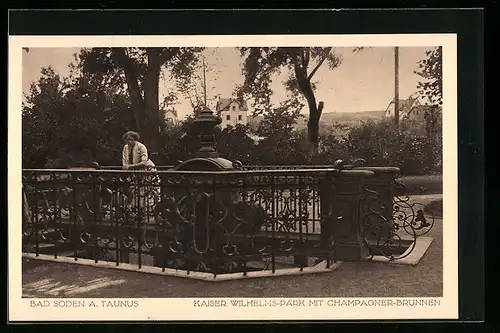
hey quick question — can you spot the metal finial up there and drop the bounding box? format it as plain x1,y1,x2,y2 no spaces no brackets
194,106,221,158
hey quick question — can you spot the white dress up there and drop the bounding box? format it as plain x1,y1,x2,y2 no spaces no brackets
121,142,160,218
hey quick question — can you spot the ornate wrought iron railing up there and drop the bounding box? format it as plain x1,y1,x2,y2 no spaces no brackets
22,164,437,276
246,162,437,262
359,179,436,261
22,168,338,276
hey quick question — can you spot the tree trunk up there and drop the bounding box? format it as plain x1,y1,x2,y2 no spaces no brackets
112,48,164,153
425,105,440,171
293,63,323,155
111,48,145,135
306,101,324,149
143,48,163,153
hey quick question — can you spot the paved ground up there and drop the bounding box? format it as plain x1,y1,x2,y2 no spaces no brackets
22,195,443,298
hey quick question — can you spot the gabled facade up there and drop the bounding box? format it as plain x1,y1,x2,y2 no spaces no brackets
215,98,249,128
384,96,424,121
164,109,179,125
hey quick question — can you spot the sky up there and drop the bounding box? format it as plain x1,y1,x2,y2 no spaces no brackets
22,46,433,118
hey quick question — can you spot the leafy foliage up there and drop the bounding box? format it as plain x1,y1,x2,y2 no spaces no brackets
414,46,443,166
345,119,441,174
415,47,442,106
79,47,205,152
255,99,302,138
175,49,222,110
216,125,259,164
23,47,441,175
22,67,67,167
252,100,306,165
23,64,135,168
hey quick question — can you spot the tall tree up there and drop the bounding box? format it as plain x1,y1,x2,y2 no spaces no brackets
415,46,443,170
22,58,137,168
256,99,302,139
254,99,306,165
237,47,342,150
174,50,222,112
79,47,204,152
22,67,67,167
65,57,136,164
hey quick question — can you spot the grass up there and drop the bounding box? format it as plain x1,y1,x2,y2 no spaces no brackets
425,199,443,218
22,196,443,298
397,175,442,195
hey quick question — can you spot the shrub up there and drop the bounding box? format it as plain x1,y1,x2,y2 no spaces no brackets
23,109,442,176
344,118,442,175
317,129,350,164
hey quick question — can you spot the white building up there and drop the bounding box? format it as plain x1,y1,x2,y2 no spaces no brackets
384,95,426,121
163,109,179,126
215,98,249,128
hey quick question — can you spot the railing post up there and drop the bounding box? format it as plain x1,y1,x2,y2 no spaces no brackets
34,185,39,257
352,166,400,242
294,174,308,269
120,175,130,264
322,169,376,261
319,170,335,264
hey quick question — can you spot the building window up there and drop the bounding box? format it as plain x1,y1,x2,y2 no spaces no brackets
166,118,174,124
226,115,231,121
232,105,236,111
238,115,242,121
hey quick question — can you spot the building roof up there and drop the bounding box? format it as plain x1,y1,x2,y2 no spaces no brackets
395,99,408,107
216,98,249,112
385,96,419,113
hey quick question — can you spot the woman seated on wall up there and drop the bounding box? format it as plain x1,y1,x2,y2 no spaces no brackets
121,131,160,218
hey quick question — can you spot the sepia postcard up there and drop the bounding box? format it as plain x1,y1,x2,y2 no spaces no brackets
9,33,458,322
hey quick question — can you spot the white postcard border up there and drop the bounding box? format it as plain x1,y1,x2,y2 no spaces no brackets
8,33,458,321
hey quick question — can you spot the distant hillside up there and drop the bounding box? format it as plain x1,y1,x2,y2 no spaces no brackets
320,110,386,124
247,110,386,132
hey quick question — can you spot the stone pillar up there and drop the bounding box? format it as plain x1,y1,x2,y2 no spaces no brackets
321,169,376,261
322,158,401,261
352,166,400,240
